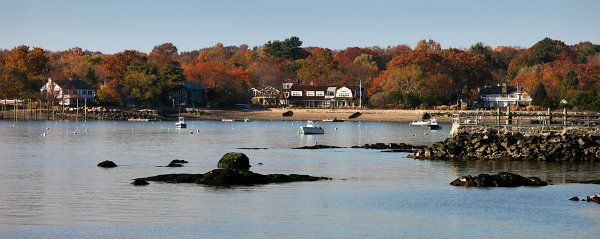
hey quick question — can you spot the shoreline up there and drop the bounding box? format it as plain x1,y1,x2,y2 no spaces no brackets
2,107,598,123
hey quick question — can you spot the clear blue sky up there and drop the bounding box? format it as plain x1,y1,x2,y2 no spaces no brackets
1,0,599,54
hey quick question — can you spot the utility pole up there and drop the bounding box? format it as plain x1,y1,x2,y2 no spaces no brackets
359,80,362,110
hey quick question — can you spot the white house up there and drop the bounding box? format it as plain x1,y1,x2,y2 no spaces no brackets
478,84,531,108
40,78,95,105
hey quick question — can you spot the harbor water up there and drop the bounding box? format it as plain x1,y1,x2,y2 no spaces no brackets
1,120,599,238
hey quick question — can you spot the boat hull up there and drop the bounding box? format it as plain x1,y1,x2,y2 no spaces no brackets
301,127,324,134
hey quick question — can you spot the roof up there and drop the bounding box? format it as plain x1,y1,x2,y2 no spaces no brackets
54,79,93,90
479,85,521,96
289,85,330,91
183,81,205,90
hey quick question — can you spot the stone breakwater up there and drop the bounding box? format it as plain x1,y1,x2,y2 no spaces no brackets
411,129,600,161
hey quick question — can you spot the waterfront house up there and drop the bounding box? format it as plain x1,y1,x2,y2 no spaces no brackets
40,78,95,105
280,83,365,108
168,81,206,106
478,84,531,108
251,86,280,105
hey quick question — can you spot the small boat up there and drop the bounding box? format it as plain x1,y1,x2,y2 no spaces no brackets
300,120,324,134
410,118,441,130
322,118,344,122
176,116,187,128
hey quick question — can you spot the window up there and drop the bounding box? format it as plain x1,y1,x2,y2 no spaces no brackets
338,91,351,97
306,91,314,96
327,91,335,97
291,91,302,96
316,91,324,96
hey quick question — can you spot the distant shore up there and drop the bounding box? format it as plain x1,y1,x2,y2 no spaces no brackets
2,107,595,123
176,108,445,122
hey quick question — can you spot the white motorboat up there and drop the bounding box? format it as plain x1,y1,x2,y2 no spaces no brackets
300,120,324,134
410,118,440,130
176,116,187,128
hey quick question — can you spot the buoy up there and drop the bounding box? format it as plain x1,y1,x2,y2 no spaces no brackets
335,127,338,130
197,129,200,132
73,132,77,135
297,131,300,134
46,127,50,130
190,131,193,134
425,132,428,135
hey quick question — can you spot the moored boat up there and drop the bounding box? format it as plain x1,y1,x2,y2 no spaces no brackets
300,120,324,134
176,116,187,128
410,118,441,130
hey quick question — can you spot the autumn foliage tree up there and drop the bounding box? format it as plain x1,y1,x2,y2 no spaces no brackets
297,48,338,85
184,62,251,105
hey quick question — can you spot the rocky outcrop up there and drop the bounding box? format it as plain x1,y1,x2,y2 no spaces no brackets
587,194,600,204
97,160,118,168
450,172,548,187
136,153,330,186
170,159,189,164
569,196,580,201
217,152,251,170
131,179,149,186
411,131,600,161
356,143,425,152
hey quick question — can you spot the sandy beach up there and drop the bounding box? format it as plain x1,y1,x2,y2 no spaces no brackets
177,108,453,122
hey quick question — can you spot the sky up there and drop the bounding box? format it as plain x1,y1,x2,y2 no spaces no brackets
1,0,599,54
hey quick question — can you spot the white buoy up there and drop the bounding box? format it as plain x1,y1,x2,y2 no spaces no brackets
73,131,77,135
197,129,200,132
46,127,50,130
335,127,338,130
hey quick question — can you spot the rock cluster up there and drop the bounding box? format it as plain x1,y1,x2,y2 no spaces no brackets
354,143,425,152
450,172,548,187
135,153,330,186
587,194,600,204
411,131,600,161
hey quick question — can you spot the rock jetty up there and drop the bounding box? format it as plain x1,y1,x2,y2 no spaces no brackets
411,131,600,161
135,153,330,186
450,172,548,187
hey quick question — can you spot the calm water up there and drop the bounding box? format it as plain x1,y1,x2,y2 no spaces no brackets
1,120,599,239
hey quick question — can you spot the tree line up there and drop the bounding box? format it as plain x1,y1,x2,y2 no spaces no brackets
1,37,599,109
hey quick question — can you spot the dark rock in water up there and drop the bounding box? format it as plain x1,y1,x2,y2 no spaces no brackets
196,169,269,186
136,169,330,186
293,144,344,149
217,152,251,170
135,153,330,186
450,172,548,187
359,143,425,152
138,173,203,183
97,160,118,168
170,159,189,164
131,179,149,186
587,194,600,204
569,196,580,201
166,162,184,167
237,147,268,150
